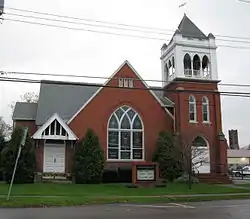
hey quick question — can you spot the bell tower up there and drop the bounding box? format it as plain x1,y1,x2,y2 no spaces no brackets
160,15,229,178
161,14,218,87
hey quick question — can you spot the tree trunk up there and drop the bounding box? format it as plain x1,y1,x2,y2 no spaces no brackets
188,158,192,190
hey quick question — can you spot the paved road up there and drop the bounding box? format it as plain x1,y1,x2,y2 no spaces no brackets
1,199,250,219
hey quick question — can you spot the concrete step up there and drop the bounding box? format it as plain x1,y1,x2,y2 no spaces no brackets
198,174,232,184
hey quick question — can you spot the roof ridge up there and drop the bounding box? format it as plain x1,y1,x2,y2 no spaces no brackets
41,80,103,86
16,101,37,104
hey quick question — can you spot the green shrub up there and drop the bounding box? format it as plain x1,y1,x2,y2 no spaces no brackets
0,132,6,180
1,127,36,184
153,130,183,181
73,129,104,184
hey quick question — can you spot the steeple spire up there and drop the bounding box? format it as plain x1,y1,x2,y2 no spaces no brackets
177,14,208,39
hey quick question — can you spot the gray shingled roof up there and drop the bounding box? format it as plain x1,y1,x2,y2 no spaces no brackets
13,81,174,125
13,102,37,120
151,87,174,107
35,81,100,125
177,14,208,39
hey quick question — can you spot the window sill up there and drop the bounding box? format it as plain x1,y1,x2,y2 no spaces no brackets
107,159,145,162
203,121,211,125
189,120,198,124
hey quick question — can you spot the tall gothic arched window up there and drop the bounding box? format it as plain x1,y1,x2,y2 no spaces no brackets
107,106,144,160
202,96,209,122
188,95,197,122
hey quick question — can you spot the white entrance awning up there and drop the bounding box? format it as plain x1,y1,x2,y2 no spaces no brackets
32,113,78,140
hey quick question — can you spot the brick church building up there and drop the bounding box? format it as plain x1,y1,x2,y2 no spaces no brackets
13,15,228,179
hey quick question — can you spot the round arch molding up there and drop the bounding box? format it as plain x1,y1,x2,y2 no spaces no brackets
192,135,211,174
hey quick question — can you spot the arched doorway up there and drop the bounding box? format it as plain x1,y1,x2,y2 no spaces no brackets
192,136,210,174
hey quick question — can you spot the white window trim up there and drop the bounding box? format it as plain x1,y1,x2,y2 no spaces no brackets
202,96,210,123
118,78,123,87
32,113,78,140
128,78,134,88
123,78,129,87
188,95,197,122
107,106,145,162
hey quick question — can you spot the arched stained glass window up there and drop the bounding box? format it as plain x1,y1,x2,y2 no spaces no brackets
107,106,144,160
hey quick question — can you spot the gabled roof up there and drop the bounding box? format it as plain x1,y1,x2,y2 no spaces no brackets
67,60,174,123
32,113,78,140
35,81,99,125
177,14,208,39
13,62,174,124
13,102,37,120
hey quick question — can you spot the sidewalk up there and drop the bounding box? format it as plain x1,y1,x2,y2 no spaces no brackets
0,192,250,199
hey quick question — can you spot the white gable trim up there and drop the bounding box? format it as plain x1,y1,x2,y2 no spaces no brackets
32,113,78,140
67,60,174,124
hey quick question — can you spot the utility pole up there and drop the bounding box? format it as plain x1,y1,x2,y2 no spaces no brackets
0,0,4,16
238,0,250,4
6,127,28,201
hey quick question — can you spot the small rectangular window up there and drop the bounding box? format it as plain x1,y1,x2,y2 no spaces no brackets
118,78,123,87
123,78,128,87
128,78,134,88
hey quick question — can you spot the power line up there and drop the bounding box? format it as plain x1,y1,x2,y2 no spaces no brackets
4,12,250,46
5,12,172,37
2,17,250,50
2,70,250,88
1,76,250,98
5,6,250,41
2,18,168,41
4,7,176,32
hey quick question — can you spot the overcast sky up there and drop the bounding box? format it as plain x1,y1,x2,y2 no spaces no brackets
0,0,250,146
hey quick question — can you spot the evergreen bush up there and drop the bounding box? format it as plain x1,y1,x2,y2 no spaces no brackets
73,129,104,184
153,130,183,181
1,127,36,184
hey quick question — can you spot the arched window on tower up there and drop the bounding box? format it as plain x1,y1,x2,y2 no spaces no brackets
202,96,209,122
165,63,169,81
168,60,172,77
188,95,196,122
184,53,192,77
172,56,175,74
193,54,201,77
107,106,144,161
202,55,210,78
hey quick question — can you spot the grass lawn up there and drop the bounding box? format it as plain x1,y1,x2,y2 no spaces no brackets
0,182,247,197
1,194,250,208
0,183,249,207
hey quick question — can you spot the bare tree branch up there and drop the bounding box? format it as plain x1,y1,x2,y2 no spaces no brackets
0,117,11,138
9,91,39,113
174,133,208,175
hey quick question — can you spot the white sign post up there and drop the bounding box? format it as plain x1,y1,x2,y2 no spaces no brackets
6,127,28,201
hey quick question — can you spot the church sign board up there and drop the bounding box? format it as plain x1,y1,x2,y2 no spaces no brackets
132,162,159,186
